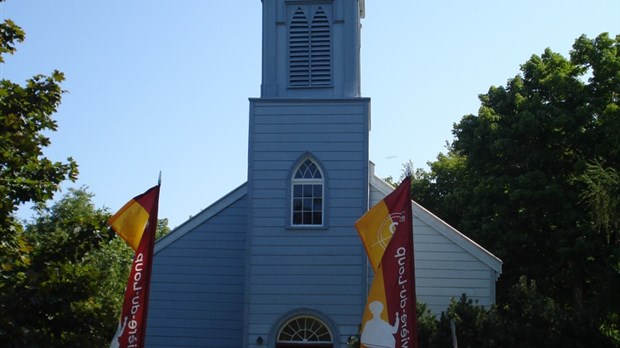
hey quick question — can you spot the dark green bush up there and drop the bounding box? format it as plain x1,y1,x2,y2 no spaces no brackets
352,277,618,347
417,302,438,348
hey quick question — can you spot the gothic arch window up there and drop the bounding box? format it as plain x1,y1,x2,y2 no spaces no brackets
276,316,333,348
289,5,332,87
291,158,324,226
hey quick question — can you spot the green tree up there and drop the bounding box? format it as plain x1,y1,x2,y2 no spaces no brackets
0,188,127,347
0,187,171,347
411,153,470,231
412,33,619,344
0,5,79,326
0,7,78,234
0,4,79,345
575,161,620,244
432,295,501,348
0,6,171,345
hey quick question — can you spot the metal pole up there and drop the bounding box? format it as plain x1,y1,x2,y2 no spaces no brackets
450,319,458,348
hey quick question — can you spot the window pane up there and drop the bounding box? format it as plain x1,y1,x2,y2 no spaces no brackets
303,185,313,197
313,212,322,225
293,212,302,225
311,165,322,178
313,198,322,210
307,162,318,178
313,184,322,196
303,212,312,224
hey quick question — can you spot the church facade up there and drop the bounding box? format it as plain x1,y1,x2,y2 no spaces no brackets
145,1,501,347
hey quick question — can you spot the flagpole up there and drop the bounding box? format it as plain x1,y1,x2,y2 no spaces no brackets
139,185,159,347
404,162,413,179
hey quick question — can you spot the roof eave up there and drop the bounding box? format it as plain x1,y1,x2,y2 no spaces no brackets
154,182,248,254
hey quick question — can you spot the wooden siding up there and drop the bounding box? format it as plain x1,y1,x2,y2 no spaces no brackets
145,194,247,347
246,99,370,346
413,218,496,314
369,174,502,315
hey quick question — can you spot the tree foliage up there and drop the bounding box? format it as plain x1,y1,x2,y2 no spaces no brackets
574,160,620,244
0,8,172,345
0,44,78,231
0,188,170,347
0,0,78,241
417,282,613,348
411,32,620,344
0,188,127,346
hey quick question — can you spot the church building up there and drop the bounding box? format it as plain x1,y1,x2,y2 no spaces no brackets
145,1,502,347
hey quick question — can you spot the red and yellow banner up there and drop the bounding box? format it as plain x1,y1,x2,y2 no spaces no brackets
356,177,418,348
109,186,159,251
109,185,160,348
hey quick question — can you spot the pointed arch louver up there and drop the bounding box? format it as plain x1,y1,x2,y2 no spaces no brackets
289,6,332,87
290,7,310,86
309,7,331,86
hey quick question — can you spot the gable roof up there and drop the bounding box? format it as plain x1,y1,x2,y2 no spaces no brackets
369,174,502,278
154,183,248,254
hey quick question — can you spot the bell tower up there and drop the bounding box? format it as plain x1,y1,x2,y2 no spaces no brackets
260,0,363,99
245,0,370,346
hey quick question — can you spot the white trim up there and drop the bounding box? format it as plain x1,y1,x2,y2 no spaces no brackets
369,174,502,278
154,183,247,254
277,315,333,343
291,158,325,227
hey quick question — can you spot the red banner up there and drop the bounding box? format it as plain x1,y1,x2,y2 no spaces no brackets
357,177,417,348
110,185,160,348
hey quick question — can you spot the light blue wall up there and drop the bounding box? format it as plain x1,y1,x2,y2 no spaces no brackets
145,195,247,347
245,98,370,347
248,1,369,345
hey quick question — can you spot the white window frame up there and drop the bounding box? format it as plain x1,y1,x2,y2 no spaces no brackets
290,158,324,227
277,316,333,345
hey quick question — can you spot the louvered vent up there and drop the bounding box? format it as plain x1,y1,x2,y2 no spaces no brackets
310,7,331,86
289,6,331,87
289,8,310,87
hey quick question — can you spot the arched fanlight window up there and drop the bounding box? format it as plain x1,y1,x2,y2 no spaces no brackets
291,158,324,226
276,316,333,347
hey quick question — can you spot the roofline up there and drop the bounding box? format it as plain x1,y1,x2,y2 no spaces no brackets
154,182,248,254
370,174,502,276
154,176,502,276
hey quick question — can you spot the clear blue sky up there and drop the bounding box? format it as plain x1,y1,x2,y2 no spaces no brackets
3,1,619,228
